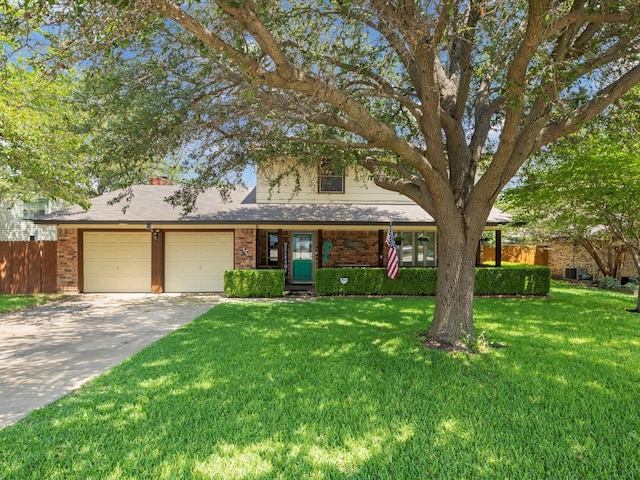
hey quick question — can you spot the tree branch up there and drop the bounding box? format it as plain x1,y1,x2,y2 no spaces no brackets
537,63,640,147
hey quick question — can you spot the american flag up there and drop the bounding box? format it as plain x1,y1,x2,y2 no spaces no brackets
386,223,399,280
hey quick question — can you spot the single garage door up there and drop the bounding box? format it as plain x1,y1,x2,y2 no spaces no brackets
84,232,151,293
165,232,234,292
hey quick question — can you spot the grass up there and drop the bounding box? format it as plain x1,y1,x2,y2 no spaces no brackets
0,293,64,313
1,282,639,479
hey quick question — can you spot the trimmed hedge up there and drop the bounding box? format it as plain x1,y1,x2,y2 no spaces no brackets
316,268,437,296
474,265,551,296
316,266,550,296
224,269,285,298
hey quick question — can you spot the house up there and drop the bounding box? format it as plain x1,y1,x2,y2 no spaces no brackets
0,198,64,241
36,167,511,294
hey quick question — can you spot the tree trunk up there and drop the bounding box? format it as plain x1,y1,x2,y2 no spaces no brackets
427,218,484,344
631,248,640,312
581,236,627,279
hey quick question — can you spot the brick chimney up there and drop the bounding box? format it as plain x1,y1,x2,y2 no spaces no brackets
149,176,174,186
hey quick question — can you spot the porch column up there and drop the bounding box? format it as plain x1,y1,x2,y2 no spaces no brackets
255,229,260,269
277,229,284,269
317,229,323,269
495,230,502,267
378,229,384,267
151,230,165,294
57,227,79,293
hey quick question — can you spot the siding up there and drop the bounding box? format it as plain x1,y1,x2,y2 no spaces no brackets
256,163,413,205
0,200,64,241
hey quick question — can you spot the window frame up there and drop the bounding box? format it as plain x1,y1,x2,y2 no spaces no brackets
318,160,345,194
22,199,47,221
267,232,279,266
399,231,437,267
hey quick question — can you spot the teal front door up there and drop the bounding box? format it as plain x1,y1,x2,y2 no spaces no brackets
292,233,314,283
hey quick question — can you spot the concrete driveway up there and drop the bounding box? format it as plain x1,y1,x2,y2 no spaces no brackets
0,293,221,429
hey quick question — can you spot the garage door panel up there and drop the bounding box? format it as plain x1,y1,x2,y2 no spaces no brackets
165,232,233,292
84,232,151,293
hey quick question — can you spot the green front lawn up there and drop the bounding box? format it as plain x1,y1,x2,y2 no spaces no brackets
1,282,639,478
0,294,64,313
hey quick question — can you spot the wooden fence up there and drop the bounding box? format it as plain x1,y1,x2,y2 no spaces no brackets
483,245,548,266
0,241,57,294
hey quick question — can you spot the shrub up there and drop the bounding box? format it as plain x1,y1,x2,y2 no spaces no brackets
474,265,551,296
625,277,639,291
315,268,437,296
224,269,285,298
599,276,622,290
316,266,551,296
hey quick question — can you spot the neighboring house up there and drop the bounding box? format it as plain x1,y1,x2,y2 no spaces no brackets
36,167,511,294
0,198,65,241
543,240,638,282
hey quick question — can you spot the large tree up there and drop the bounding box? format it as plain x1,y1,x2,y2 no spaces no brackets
7,0,640,343
0,53,93,204
0,16,180,205
502,86,640,310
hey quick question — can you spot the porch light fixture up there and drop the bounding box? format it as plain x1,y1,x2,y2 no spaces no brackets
153,229,160,240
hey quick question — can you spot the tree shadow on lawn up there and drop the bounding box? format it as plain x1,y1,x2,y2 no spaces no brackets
1,294,639,479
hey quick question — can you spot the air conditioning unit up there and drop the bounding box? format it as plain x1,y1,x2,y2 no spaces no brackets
564,268,578,280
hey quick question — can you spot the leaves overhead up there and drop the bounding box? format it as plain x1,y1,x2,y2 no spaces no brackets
6,0,640,213
0,59,93,206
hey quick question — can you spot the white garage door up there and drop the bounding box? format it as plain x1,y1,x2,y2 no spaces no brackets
84,232,151,293
165,232,234,292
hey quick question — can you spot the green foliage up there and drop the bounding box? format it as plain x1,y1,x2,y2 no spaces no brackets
474,265,551,296
316,266,550,296
0,61,93,205
501,86,640,278
6,0,640,339
599,276,622,290
316,268,438,296
224,269,285,298
1,283,639,478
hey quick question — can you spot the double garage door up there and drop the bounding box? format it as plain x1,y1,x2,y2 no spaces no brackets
83,231,234,293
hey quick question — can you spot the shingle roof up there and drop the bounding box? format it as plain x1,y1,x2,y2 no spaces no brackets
36,185,511,226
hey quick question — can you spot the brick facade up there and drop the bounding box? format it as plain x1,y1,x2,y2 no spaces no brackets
57,227,79,293
234,228,257,270
253,229,383,284
546,241,637,280
321,230,380,267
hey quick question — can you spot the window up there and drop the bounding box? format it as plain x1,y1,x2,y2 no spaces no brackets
267,232,279,266
398,231,436,267
22,200,47,221
318,160,344,193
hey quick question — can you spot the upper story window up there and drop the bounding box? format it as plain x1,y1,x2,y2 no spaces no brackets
22,199,47,221
318,160,344,193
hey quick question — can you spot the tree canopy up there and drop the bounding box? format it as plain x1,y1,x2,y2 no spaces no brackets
0,56,93,205
502,86,640,292
5,0,640,342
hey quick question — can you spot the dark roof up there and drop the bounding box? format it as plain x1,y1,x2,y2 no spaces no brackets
36,185,511,226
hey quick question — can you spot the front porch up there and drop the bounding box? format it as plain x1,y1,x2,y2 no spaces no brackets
247,227,504,286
